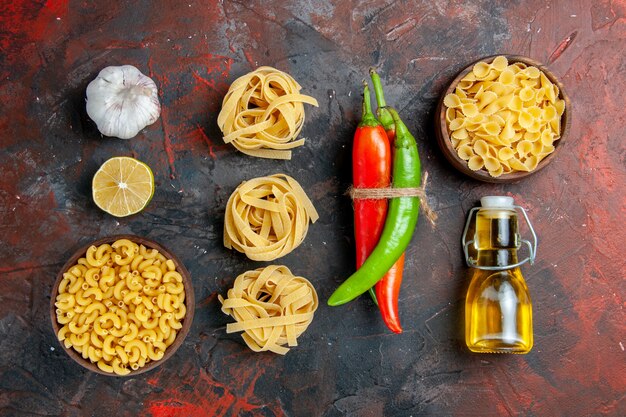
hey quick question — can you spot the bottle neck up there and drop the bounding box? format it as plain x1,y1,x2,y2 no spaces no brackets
476,249,519,268
474,208,521,269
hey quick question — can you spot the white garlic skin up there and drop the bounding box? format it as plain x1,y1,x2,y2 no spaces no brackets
86,65,161,139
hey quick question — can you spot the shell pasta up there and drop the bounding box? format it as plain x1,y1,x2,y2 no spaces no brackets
55,239,187,375
444,56,564,177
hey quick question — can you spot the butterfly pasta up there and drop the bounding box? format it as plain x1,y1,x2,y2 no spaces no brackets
218,265,318,355
217,66,319,160
224,174,319,261
443,56,565,177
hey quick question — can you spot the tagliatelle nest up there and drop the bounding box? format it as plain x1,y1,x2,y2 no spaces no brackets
223,174,319,261
218,265,318,355
217,66,319,160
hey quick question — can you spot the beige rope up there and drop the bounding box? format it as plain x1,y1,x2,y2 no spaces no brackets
346,172,437,226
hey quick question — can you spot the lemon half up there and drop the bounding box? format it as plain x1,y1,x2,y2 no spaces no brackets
92,156,154,217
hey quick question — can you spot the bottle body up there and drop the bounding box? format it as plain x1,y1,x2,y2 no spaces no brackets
464,206,533,354
465,267,533,353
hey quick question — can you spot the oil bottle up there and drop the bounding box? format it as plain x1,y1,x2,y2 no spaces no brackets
462,196,538,354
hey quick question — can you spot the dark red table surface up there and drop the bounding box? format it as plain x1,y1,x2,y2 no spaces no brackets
1,1,625,416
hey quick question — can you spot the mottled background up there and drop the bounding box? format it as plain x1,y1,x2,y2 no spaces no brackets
1,0,624,416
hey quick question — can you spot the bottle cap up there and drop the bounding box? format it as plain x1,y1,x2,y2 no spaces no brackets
480,196,514,209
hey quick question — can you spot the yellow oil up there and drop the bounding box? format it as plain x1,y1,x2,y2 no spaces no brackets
465,209,533,354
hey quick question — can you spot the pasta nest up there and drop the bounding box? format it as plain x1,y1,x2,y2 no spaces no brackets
224,174,319,261
217,66,319,160
218,265,318,355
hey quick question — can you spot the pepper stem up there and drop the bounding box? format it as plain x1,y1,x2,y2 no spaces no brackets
369,68,387,108
362,81,373,117
386,107,410,138
359,81,380,127
369,68,394,132
368,287,378,306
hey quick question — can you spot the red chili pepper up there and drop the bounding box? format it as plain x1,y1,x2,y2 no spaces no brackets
369,69,405,334
353,82,403,333
353,82,389,274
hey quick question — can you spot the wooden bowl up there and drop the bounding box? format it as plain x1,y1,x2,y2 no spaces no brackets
435,55,571,183
50,235,195,376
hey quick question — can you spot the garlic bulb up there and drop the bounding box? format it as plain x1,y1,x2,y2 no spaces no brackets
86,65,161,139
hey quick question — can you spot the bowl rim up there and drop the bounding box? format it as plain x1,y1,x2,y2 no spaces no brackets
435,54,572,183
50,234,195,377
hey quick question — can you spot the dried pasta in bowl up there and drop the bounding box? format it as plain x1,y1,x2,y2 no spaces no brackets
443,55,565,177
52,238,191,376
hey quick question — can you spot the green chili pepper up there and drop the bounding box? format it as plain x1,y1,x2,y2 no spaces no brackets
328,107,422,306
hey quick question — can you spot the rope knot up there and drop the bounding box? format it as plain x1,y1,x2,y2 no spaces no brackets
346,172,437,226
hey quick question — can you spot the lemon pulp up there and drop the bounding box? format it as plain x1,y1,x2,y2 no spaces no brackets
92,156,154,217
